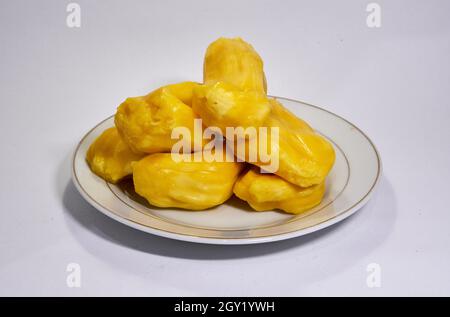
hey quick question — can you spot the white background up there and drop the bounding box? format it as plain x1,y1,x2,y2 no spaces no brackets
1,0,449,296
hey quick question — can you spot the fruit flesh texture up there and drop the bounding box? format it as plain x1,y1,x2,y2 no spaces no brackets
199,37,335,187
85,37,335,215
204,37,267,93
233,167,325,214
260,98,335,187
133,152,244,210
192,81,271,132
193,82,335,187
114,81,200,154
86,127,145,184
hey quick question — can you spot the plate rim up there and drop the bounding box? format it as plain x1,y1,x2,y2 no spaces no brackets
71,97,382,245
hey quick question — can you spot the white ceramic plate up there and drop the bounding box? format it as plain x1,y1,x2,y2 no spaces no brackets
72,97,381,245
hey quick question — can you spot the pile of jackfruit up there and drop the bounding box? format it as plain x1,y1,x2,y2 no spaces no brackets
86,38,335,214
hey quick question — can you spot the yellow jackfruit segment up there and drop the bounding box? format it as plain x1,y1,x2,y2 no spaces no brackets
233,167,325,214
152,81,199,106
85,37,336,216
133,152,245,210
261,99,335,187
192,81,335,187
204,37,267,93
114,82,200,154
86,127,145,184
192,81,271,132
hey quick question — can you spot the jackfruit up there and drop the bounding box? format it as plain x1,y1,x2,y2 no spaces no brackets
86,127,145,183
133,152,244,210
260,98,335,187
204,37,267,93
192,81,271,132
192,82,335,187
233,167,325,214
114,81,200,154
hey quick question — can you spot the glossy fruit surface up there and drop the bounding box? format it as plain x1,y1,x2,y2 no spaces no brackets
133,152,244,210
86,127,145,183
192,81,271,132
233,167,325,214
204,37,267,93
115,82,199,154
193,81,335,187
